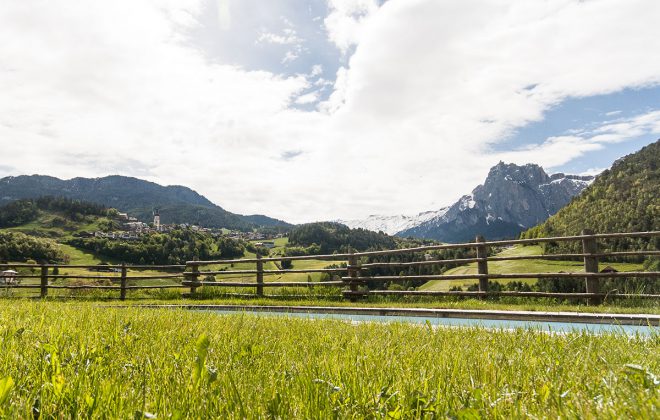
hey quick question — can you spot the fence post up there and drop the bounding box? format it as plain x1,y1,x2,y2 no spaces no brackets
40,264,48,299
475,235,489,294
120,263,127,301
346,249,360,302
189,261,200,295
581,229,601,304
256,254,264,297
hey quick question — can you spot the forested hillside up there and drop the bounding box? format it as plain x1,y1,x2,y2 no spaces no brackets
288,222,397,254
522,140,659,240
0,197,112,228
0,175,291,230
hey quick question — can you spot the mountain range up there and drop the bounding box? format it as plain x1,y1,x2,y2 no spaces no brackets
0,161,600,239
337,210,448,236
0,175,290,231
340,163,594,242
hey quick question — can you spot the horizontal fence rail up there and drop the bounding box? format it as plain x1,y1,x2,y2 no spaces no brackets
0,230,658,303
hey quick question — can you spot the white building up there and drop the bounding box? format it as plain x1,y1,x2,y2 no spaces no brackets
0,270,18,285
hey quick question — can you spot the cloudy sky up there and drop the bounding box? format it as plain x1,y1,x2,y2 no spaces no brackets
1,0,659,223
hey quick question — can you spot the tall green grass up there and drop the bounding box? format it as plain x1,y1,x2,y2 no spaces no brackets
0,302,657,418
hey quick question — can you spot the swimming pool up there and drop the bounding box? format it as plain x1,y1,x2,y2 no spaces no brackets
201,306,658,335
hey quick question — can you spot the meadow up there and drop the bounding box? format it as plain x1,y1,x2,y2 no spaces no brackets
0,302,657,418
419,245,645,291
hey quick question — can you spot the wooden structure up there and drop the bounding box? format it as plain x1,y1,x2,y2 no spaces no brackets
0,230,658,303
0,270,18,285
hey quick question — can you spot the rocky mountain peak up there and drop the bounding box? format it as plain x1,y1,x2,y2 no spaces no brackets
484,162,550,187
396,162,594,242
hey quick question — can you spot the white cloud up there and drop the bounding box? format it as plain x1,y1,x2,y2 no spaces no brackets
294,91,320,105
311,0,660,217
0,1,308,207
310,64,323,77
593,111,660,141
324,0,380,54
216,0,231,30
281,50,300,64
257,28,303,45
493,110,660,168
255,21,306,65
580,168,606,177
1,0,660,224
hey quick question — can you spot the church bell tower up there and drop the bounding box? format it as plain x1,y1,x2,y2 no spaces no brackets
153,208,161,231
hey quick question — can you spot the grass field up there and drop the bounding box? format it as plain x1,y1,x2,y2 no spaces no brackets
0,302,656,418
420,245,645,291
6,213,107,240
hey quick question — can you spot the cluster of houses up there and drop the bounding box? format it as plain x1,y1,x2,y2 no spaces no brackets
227,231,285,241
78,223,215,241
78,209,190,240
78,231,142,241
74,210,286,243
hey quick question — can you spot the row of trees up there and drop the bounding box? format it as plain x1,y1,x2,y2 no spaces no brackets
0,231,66,263
0,200,39,227
67,228,245,265
452,275,660,295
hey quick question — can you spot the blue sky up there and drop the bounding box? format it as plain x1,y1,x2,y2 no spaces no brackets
500,87,660,174
0,0,659,222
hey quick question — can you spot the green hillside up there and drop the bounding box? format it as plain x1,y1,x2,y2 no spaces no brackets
288,222,397,254
522,140,659,241
419,245,644,291
0,198,124,264
0,197,117,240
0,175,292,230
0,198,247,264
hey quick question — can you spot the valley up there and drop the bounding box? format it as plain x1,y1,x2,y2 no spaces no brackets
1,141,658,305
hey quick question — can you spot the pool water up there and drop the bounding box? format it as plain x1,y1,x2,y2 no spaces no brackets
208,309,657,336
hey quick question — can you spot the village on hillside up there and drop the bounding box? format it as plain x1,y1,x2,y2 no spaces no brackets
81,209,284,247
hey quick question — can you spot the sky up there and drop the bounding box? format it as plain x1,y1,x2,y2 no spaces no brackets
0,0,659,224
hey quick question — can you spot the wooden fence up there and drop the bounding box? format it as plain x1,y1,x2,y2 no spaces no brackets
1,230,659,304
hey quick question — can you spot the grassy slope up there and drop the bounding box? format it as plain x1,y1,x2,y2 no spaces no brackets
210,237,346,283
5,212,108,240
420,245,644,291
0,302,657,418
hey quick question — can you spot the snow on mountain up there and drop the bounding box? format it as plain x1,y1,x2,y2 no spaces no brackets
338,164,595,240
337,208,449,236
397,163,595,242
